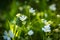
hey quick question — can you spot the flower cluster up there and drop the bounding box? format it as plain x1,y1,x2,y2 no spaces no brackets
42,24,51,32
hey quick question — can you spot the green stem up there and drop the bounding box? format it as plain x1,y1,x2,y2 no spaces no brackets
30,36,32,40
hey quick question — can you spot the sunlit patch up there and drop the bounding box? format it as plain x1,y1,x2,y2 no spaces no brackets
35,0,39,3
57,14,60,18
16,13,21,17
19,7,23,11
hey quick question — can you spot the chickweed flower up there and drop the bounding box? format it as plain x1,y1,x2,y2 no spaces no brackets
8,30,14,38
42,24,51,32
49,4,56,11
20,15,27,21
28,30,34,36
29,8,35,13
3,30,14,40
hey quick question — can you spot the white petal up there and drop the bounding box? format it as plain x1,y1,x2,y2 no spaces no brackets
3,36,8,39
20,15,27,21
9,30,14,38
28,30,34,36
7,37,11,40
4,31,8,36
29,8,35,13
49,4,56,11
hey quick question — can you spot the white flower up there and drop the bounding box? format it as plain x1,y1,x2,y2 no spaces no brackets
20,15,27,21
42,24,51,32
3,35,8,39
4,31,8,36
49,4,56,11
29,8,35,13
8,30,14,38
7,37,11,40
28,30,34,36
3,36,11,40
3,30,14,40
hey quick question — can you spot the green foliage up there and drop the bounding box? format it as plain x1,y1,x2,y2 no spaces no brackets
0,0,60,40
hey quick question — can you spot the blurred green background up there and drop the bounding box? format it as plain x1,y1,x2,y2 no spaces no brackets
0,0,60,40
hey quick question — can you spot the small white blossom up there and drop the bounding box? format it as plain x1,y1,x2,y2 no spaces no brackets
20,15,27,21
3,30,14,40
8,30,14,38
3,36,8,40
3,36,11,40
29,8,35,13
7,37,11,40
42,24,51,32
4,31,8,36
28,30,34,36
49,4,56,11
